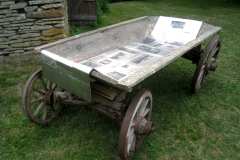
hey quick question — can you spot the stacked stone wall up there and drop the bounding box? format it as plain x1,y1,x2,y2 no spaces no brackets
0,0,68,56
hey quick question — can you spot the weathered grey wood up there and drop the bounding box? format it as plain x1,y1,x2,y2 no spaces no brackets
36,16,221,92
93,83,120,101
93,94,122,110
91,23,221,91
35,16,148,53
41,54,92,102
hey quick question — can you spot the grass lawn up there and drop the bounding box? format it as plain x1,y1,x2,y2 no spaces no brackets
1,0,240,159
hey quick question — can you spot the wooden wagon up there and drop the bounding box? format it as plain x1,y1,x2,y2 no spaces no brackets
22,16,221,160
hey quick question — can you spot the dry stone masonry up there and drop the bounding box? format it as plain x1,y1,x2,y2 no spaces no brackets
0,0,68,56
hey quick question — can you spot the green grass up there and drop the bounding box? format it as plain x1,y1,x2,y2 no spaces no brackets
1,0,240,159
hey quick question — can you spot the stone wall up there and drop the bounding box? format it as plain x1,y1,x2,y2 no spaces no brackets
0,0,68,56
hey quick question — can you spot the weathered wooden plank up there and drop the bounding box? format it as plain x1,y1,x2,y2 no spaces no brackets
40,54,92,102
92,94,123,110
35,16,148,52
93,83,120,101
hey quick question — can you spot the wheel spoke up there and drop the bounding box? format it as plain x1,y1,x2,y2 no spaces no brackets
211,47,219,62
211,57,216,63
32,78,46,92
208,47,218,64
33,91,41,98
127,128,135,153
127,143,131,153
211,46,219,57
139,98,149,116
47,81,52,90
196,65,206,90
50,83,57,90
40,77,47,90
142,108,150,117
31,97,43,104
42,106,48,120
130,135,136,152
34,89,45,95
127,135,136,153
34,102,44,116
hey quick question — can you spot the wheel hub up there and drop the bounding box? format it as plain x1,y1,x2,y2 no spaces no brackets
207,58,217,71
43,90,54,105
135,117,153,135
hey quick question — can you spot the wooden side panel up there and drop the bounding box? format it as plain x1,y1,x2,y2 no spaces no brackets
40,55,92,102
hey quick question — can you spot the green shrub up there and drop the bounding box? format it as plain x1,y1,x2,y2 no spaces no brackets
95,0,132,25
96,0,109,25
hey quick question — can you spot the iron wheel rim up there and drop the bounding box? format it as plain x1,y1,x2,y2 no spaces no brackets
119,89,153,160
22,69,61,125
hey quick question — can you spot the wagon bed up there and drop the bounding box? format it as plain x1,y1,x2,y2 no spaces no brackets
36,16,221,93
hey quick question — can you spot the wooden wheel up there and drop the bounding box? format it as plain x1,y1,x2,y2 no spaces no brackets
22,68,62,125
192,35,221,93
119,89,153,160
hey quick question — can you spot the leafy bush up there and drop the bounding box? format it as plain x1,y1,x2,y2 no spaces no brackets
96,0,109,24
95,0,133,25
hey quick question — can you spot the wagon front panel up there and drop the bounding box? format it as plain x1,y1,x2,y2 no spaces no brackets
40,54,92,102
